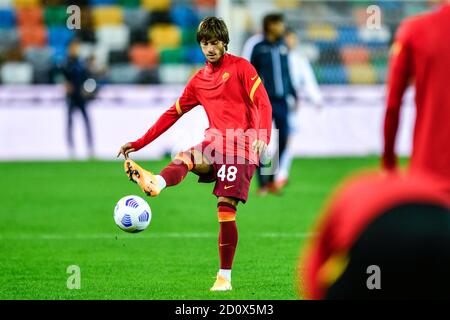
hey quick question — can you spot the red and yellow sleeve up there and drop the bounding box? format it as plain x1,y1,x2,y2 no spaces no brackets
240,60,273,144
383,20,413,170
130,80,199,151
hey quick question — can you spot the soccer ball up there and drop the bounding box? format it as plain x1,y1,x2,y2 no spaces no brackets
114,195,152,233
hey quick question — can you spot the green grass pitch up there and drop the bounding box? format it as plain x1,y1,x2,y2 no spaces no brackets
0,157,383,299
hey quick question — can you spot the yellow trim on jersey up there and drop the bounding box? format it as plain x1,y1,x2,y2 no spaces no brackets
249,77,262,103
317,252,349,288
175,98,182,115
390,41,402,57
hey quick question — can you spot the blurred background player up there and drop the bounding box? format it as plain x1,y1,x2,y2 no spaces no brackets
241,33,263,62
250,13,297,195
383,1,450,198
276,29,323,189
60,38,95,159
300,171,450,299
117,17,272,292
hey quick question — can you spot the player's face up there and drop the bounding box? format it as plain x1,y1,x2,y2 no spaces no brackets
69,42,80,57
270,21,286,41
200,39,226,64
285,32,298,50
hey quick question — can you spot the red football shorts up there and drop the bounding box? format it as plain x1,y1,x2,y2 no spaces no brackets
187,141,257,203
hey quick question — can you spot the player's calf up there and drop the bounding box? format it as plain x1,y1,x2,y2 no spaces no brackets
158,152,195,187
211,199,238,291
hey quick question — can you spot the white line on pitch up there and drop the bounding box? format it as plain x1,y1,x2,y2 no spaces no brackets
0,232,315,240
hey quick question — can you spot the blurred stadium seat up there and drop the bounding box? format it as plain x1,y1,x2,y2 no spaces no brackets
141,0,170,11
16,6,42,26
0,8,15,28
18,24,47,48
24,46,53,83
95,24,130,50
1,61,33,83
13,0,40,8
91,5,123,27
123,8,149,31
158,64,195,84
148,23,181,50
0,28,18,51
48,26,75,48
0,0,434,85
44,6,68,26
108,63,140,83
129,44,159,68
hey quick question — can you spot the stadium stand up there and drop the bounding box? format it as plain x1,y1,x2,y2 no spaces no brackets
0,0,433,85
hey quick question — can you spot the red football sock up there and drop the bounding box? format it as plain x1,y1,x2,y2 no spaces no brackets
218,202,238,270
159,153,194,187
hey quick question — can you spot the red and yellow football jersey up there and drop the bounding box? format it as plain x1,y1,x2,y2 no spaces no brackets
130,53,272,162
384,4,450,196
300,172,450,299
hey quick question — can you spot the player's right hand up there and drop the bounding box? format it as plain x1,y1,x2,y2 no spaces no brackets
117,142,135,159
251,139,267,156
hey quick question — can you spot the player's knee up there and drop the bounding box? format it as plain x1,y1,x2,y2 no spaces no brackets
218,196,238,207
190,149,211,174
217,197,237,222
173,151,195,171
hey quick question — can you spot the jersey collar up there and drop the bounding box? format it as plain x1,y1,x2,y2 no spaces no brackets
206,53,229,72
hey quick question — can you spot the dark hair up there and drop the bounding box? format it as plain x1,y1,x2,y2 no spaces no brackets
263,13,284,34
285,27,296,36
196,16,229,50
69,37,81,46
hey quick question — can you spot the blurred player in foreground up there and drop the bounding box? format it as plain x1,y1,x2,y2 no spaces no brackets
383,1,450,198
117,17,272,291
300,171,450,299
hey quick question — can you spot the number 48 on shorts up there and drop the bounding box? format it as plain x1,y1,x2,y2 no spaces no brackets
217,165,237,182
212,162,257,203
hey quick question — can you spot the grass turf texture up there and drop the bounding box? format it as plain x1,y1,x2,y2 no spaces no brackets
0,157,388,299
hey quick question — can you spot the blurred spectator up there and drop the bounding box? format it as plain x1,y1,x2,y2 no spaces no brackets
241,33,263,62
275,29,323,188
60,39,94,159
300,171,450,299
250,13,297,195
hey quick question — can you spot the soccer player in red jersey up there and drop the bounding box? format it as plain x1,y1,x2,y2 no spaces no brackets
383,2,450,198
117,17,272,291
300,172,450,299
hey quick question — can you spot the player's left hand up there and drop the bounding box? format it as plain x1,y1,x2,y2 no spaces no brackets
117,143,135,159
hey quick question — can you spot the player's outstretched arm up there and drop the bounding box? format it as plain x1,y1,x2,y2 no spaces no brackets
116,105,181,159
117,81,199,159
